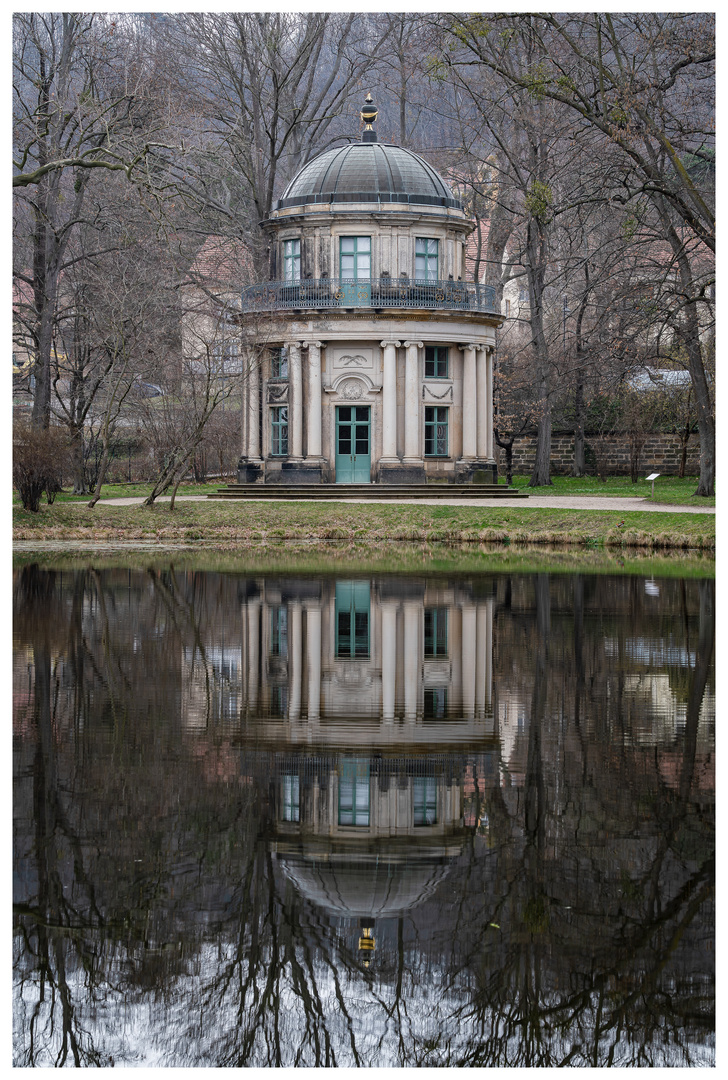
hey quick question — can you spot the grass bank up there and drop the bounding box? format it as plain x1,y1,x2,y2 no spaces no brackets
14,499,714,551
12,542,715,580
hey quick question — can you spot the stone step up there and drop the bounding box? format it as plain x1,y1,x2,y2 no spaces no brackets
208,484,528,500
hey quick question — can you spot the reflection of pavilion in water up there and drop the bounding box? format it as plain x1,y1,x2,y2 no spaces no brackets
182,577,496,963
181,577,494,740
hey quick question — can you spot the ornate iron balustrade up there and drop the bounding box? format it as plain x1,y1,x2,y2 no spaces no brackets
241,277,498,315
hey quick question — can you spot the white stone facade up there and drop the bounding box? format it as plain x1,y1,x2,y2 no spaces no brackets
238,126,503,485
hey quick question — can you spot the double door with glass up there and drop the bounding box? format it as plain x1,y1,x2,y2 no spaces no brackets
335,405,371,483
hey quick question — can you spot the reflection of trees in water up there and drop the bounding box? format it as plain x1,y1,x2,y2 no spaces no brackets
12,565,714,1066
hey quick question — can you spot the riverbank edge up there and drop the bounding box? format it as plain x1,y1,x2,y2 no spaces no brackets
13,503,715,552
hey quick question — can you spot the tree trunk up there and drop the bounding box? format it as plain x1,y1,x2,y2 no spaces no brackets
658,200,714,496
572,373,585,476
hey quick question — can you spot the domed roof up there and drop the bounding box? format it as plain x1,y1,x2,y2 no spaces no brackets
275,142,463,212
277,854,453,918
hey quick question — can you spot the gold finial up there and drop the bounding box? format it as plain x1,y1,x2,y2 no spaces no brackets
360,93,378,131
358,925,376,958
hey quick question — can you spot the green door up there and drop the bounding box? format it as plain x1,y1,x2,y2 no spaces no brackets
335,406,371,483
335,581,371,659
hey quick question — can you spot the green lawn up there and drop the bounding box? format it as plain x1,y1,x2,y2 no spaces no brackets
505,474,714,506
35,473,714,507
13,499,715,551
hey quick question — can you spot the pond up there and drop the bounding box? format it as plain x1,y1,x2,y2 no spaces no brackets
13,560,714,1066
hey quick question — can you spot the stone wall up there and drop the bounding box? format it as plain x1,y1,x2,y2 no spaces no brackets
501,431,700,477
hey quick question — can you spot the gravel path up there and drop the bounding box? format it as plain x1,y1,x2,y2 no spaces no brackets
98,494,715,514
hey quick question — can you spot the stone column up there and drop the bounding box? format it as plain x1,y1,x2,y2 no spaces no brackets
380,340,401,461
475,602,487,719
246,597,260,713
381,601,398,722
306,341,323,458
403,600,419,721
306,603,321,721
476,345,489,460
403,340,423,462
288,341,303,459
485,347,494,460
485,598,493,711
460,344,477,459
288,601,302,721
247,358,261,460
461,603,476,720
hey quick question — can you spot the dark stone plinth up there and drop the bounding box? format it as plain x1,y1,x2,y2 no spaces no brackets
267,460,324,485
454,461,497,485
378,462,426,485
237,459,263,484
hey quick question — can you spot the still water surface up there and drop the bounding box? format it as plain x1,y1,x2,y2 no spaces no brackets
13,563,714,1066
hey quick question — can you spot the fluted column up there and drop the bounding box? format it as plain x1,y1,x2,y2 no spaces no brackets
247,358,261,460
381,601,398,722
460,344,477,459
461,603,476,720
305,341,323,458
288,341,303,459
288,601,302,721
403,601,419,721
403,340,423,461
306,603,321,721
380,340,401,460
476,345,489,460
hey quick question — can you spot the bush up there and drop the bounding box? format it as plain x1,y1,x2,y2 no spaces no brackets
13,423,71,511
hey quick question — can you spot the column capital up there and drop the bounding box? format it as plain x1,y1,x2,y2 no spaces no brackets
302,340,325,349
458,342,479,352
380,339,402,349
403,339,423,349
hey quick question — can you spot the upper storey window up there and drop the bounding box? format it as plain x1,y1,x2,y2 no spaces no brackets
340,236,370,280
284,239,300,281
415,238,438,282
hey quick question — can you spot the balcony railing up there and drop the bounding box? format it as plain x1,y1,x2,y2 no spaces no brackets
241,277,498,315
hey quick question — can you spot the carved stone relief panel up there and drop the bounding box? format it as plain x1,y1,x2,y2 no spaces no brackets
339,378,366,400
423,383,454,402
332,347,373,371
267,383,289,404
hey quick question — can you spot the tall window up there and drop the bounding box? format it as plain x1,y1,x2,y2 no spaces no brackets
281,775,300,822
415,238,439,281
424,608,448,657
413,777,437,825
270,605,288,656
340,236,370,280
424,406,449,457
338,759,370,826
270,346,288,378
270,407,288,457
424,688,448,719
284,239,301,281
425,346,448,379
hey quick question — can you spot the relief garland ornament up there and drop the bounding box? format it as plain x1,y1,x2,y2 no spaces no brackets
423,384,453,400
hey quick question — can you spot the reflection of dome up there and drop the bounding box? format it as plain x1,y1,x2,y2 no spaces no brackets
276,143,462,212
277,854,452,918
